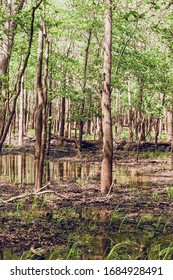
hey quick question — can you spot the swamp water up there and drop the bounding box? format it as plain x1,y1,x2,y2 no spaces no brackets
0,154,173,260
0,154,153,186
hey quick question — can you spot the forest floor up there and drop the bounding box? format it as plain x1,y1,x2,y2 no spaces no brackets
0,139,173,259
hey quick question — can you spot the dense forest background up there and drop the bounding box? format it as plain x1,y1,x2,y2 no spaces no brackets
1,0,173,189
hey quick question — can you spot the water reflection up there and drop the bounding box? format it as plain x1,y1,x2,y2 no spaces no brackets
0,154,152,186
1,225,173,260
48,160,97,181
0,154,34,185
0,154,102,185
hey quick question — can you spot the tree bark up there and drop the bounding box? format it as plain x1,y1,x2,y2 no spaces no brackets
35,18,49,191
101,0,113,194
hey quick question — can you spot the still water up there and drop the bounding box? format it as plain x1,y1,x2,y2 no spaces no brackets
0,154,151,186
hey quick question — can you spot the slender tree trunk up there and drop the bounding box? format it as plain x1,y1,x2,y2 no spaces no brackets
135,80,145,144
101,0,113,194
136,115,145,162
46,101,52,155
59,43,71,143
46,75,52,156
78,30,92,155
154,119,159,148
127,80,133,141
24,87,28,133
18,76,24,146
158,119,163,140
64,98,70,138
60,96,66,140
167,110,172,142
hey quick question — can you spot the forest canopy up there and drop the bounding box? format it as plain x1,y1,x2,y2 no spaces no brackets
0,0,173,190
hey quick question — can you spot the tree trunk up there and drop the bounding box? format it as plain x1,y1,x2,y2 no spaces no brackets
18,76,24,146
60,96,66,140
167,110,172,142
35,18,49,190
78,30,92,155
64,98,70,138
127,80,133,141
101,0,113,194
154,119,159,148
46,74,53,156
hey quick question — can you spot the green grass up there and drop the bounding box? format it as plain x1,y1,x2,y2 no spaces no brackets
141,151,170,159
32,195,38,208
148,243,173,260
118,216,127,233
105,240,173,260
105,241,139,260
109,205,123,224
66,242,82,260
166,187,173,198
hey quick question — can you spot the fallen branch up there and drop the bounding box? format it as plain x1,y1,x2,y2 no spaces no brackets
0,183,69,204
1,192,31,203
0,190,53,204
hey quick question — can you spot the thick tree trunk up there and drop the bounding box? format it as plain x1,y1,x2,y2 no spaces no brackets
35,18,49,190
101,0,113,194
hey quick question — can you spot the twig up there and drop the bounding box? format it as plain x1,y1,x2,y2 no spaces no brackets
105,179,115,199
35,182,50,193
33,190,55,196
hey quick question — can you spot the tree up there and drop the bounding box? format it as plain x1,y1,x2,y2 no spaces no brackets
0,0,43,153
35,17,49,190
101,0,113,194
0,0,25,149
